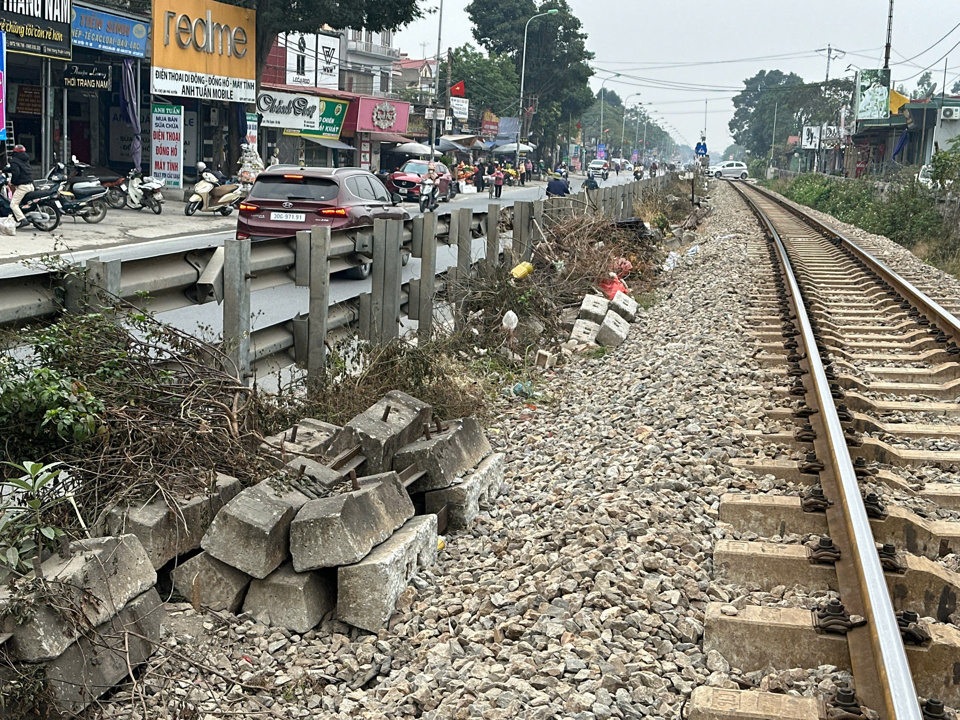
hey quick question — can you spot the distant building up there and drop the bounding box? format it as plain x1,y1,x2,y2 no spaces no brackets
396,56,437,94
341,29,400,96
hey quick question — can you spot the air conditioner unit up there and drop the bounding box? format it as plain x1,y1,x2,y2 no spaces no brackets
941,107,958,120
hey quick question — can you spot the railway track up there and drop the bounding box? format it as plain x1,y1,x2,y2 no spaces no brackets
692,182,960,720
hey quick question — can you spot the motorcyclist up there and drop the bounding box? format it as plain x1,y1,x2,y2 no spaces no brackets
583,170,600,191
6,144,35,228
197,161,228,184
546,172,570,197
633,166,644,181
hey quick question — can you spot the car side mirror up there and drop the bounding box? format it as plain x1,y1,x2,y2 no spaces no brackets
391,192,403,205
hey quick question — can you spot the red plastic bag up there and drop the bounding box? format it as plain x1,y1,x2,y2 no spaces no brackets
600,275,629,299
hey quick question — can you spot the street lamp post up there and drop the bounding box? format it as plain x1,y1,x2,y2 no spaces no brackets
430,0,444,161
621,93,640,160
598,73,620,162
517,8,558,172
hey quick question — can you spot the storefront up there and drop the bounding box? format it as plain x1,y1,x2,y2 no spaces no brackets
149,0,256,185
341,97,411,172
256,88,349,167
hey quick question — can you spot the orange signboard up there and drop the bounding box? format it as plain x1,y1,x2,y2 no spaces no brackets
151,0,256,102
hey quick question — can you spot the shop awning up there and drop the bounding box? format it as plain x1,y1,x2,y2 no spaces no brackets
302,136,356,151
370,132,412,144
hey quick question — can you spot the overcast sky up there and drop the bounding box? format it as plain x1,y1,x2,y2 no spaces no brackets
395,0,956,151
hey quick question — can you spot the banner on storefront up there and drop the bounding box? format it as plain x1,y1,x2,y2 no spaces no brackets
72,5,148,58
246,112,257,151
1,0,72,59
151,0,256,102
152,103,183,188
258,90,321,131
282,32,338,90
64,62,111,89
449,96,469,121
298,96,349,140
0,32,6,142
481,110,499,138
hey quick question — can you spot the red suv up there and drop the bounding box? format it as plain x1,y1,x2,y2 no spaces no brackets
386,160,456,202
237,166,408,277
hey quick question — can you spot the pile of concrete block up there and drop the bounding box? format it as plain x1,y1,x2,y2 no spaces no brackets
175,391,503,634
565,291,639,351
0,535,163,715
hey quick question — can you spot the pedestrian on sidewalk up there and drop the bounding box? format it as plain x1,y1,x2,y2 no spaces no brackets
474,163,485,193
525,158,533,182
518,161,526,186
5,145,34,229
493,165,504,199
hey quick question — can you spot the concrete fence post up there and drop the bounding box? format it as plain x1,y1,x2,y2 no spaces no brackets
514,201,531,263
370,218,403,345
485,202,500,275
456,207,473,285
223,237,251,381
85,257,121,311
531,201,544,260
418,211,438,343
306,226,331,380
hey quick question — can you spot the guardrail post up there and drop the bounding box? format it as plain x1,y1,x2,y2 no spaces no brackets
223,236,251,381
485,202,500,275
514,201,531,264
410,215,424,259
307,226,331,380
456,207,473,283
531,201,543,260
371,218,403,344
359,293,371,342
84,257,121,311
418,211,437,343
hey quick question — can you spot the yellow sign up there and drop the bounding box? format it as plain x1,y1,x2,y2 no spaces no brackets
150,0,256,102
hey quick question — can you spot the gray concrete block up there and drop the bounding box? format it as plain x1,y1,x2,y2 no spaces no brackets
609,290,639,322
596,311,630,347
104,474,243,569
570,319,599,345
425,452,505,529
0,535,156,662
394,417,493,493
283,456,341,489
578,294,609,324
171,551,251,613
44,589,164,715
260,418,341,465
290,473,414,571
243,562,335,633
337,515,438,632
326,391,432,475
201,481,309,579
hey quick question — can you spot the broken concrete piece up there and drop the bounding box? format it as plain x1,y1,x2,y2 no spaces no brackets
283,456,342,490
394,417,492,493
260,418,341,465
289,473,413,571
578,294,609,324
425,452,505,529
609,291,639,322
104,473,243,569
337,515,438,632
325,391,432,475
43,589,164,715
243,562,335,633
201,481,309,579
171,551,251,613
0,535,156,662
596,311,630,347
535,349,557,369
570,319,599,345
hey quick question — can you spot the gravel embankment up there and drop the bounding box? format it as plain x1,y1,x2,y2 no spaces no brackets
99,183,860,719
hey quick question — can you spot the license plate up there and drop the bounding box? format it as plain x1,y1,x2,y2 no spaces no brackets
397,189,408,196
270,211,306,222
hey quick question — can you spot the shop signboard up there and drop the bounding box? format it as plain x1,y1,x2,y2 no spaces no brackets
283,32,338,90
0,32,6,142
1,0,72,59
297,96,348,140
10,84,42,114
151,0,256,103
151,103,183,188
245,112,257,152
801,125,820,150
64,62,111,89
597,143,606,160
481,110,499,138
71,5,148,58
354,98,410,133
855,69,891,122
257,90,321,131
109,105,149,164
449,96,469,121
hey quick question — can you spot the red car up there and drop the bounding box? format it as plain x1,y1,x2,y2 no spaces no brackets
385,160,456,202
237,165,407,278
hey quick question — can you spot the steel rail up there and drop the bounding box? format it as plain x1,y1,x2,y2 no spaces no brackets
732,181,923,720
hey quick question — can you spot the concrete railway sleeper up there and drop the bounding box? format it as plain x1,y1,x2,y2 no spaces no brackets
693,181,960,720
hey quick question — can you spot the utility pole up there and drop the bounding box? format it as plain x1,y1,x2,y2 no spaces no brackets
703,99,707,140
429,0,444,161
769,101,778,168
445,47,453,133
883,0,894,69
815,44,845,172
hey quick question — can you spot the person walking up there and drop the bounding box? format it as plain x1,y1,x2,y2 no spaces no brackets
518,160,526,187
493,165,504,199
6,145,34,228
525,158,533,182
474,162,485,193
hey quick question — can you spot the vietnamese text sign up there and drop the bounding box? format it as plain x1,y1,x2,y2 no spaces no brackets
152,103,183,188
1,0,71,58
245,112,257,151
64,62,111,89
151,0,256,102
449,96,469,120
72,5,148,57
283,32,338,90
109,105,149,163
0,32,6,141
299,96,349,140
855,69,891,121
257,90,320,131
481,110,498,138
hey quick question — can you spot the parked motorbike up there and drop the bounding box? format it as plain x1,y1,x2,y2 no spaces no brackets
125,168,164,214
46,157,109,223
418,176,440,213
185,163,245,216
0,174,61,231
102,173,127,209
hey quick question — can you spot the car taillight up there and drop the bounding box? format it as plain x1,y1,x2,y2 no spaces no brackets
319,208,348,216
284,174,304,180
236,232,250,240
239,202,258,212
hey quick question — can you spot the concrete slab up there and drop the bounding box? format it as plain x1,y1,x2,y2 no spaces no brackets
243,562,335,633
394,417,492,493
714,540,836,591
260,418,341,466
337,515,438,632
103,473,242,569
424,452,505,529
0,534,156,662
171,551,251,613
201,480,309,579
289,472,414,571
689,688,820,720
326,390,432,475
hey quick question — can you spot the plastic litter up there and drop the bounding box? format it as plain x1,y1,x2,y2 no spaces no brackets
502,310,519,331
510,261,534,279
